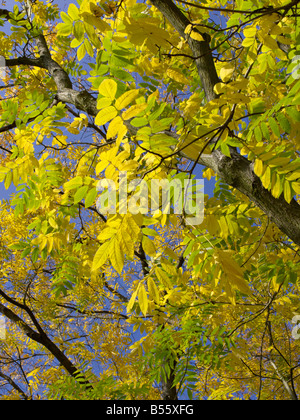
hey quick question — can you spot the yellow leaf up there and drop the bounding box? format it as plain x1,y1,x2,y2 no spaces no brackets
155,267,172,289
111,237,124,274
243,26,257,38
95,106,118,126
97,97,113,110
92,240,112,271
272,174,283,198
99,79,118,100
77,42,86,61
115,89,140,111
220,64,235,83
164,246,178,260
217,251,251,295
242,37,255,48
147,277,160,304
184,24,193,34
261,166,271,189
122,103,147,120
142,235,156,257
254,159,265,177
284,181,292,203
190,31,204,41
138,284,148,316
107,116,127,140
166,68,189,85
292,182,300,194
127,287,138,313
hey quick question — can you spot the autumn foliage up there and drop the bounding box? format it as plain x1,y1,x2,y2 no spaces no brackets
0,0,300,400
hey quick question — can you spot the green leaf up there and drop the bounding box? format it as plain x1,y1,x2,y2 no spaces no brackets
85,187,98,208
142,227,158,236
64,176,83,191
254,126,262,142
276,113,291,133
73,21,85,42
286,107,300,122
74,185,89,204
77,42,86,61
9,242,27,250
268,117,281,137
130,117,148,127
84,38,94,57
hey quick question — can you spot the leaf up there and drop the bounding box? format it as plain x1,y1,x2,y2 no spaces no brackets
254,159,265,177
292,182,300,194
111,237,124,274
220,64,234,83
85,187,98,208
122,104,148,120
115,89,140,111
61,11,73,24
84,38,94,57
166,68,189,85
217,251,251,295
190,31,204,41
268,117,281,137
127,287,139,313
142,235,156,257
155,267,172,289
92,240,112,271
95,106,118,126
98,79,118,100
147,277,160,304
106,116,127,140
74,185,89,204
57,22,72,36
138,284,148,316
272,174,283,198
284,180,292,203
142,227,158,236
77,42,86,61
261,166,271,189
254,126,262,142
64,176,83,191
68,3,79,21
276,113,291,133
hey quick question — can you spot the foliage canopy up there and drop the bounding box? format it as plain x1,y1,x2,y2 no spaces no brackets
0,0,300,400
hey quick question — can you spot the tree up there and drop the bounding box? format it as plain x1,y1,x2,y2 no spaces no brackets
0,0,300,400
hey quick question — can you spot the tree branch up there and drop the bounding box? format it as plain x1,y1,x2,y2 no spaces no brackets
150,0,219,101
0,370,30,400
0,300,93,390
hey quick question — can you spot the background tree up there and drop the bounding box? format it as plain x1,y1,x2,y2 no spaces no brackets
0,0,300,400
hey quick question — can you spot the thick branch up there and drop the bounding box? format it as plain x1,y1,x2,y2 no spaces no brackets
197,150,300,247
0,370,30,400
150,0,219,101
149,0,300,247
0,301,92,389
